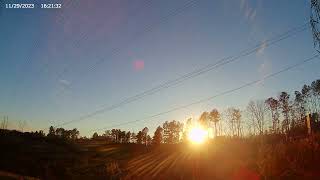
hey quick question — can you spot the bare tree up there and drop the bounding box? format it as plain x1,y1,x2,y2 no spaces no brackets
199,111,209,127
209,109,220,137
183,118,193,141
0,116,9,129
235,109,242,137
18,120,27,132
225,109,234,136
246,106,257,135
218,115,224,136
247,100,267,135
226,108,242,137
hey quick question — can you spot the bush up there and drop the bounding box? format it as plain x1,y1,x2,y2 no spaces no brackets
257,137,320,179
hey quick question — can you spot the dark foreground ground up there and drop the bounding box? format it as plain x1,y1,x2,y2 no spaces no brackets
1,130,320,180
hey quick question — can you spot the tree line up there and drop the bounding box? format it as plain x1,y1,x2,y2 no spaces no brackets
2,79,319,144
87,79,320,144
47,126,80,140
89,120,183,145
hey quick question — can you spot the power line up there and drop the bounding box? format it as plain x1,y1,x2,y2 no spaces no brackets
39,0,198,130
10,0,155,101
53,22,308,128
54,0,198,81
90,54,319,133
51,0,192,99
55,0,155,80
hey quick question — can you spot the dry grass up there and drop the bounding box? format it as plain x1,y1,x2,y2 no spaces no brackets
2,131,320,179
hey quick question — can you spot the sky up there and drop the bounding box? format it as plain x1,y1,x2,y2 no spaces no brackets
0,0,319,136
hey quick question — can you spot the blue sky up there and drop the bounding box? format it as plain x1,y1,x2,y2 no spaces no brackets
0,0,319,136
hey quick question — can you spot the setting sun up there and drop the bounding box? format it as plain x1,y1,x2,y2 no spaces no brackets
188,127,208,144
1,0,319,179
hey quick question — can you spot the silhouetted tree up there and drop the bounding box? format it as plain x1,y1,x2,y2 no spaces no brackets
48,126,56,137
70,128,79,140
136,131,143,144
119,131,126,143
131,132,137,143
18,120,27,132
47,126,78,140
301,84,312,113
199,112,209,127
125,131,131,143
142,127,149,146
265,97,280,134
226,108,242,137
279,92,290,133
209,109,220,137
152,126,163,145
92,132,99,139
56,128,65,137
0,116,8,129
311,79,320,112
146,135,152,145
111,129,121,143
294,91,306,126
37,130,45,137
182,118,193,141
103,130,113,142
163,120,183,144
247,100,266,135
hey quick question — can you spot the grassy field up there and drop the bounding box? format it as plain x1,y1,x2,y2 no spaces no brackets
76,136,320,179
1,130,320,179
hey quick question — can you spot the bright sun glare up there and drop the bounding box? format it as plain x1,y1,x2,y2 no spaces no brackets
188,127,208,144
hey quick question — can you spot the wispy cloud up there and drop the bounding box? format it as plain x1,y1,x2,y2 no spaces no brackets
256,40,267,56
258,60,271,75
249,9,257,21
59,79,71,87
58,79,72,94
240,0,258,22
240,0,246,10
252,58,272,96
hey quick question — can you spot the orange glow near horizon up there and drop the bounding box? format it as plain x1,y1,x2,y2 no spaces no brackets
188,126,208,144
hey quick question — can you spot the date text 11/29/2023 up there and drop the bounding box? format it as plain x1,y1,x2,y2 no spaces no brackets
5,4,62,9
